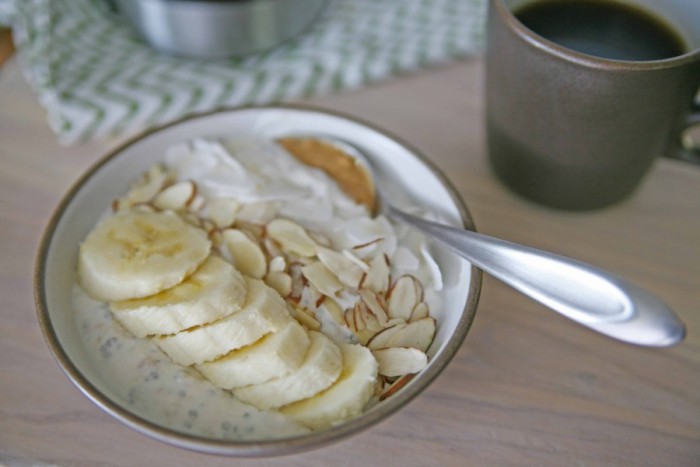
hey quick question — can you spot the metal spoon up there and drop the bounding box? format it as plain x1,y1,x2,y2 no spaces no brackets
281,135,686,347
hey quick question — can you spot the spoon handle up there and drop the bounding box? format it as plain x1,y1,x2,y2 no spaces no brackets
387,207,685,347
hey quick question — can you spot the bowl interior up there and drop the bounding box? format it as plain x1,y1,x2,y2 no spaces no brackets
37,105,480,455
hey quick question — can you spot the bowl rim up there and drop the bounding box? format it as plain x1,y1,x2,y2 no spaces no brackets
33,103,482,457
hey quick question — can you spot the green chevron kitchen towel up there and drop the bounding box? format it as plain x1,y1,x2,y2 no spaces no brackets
3,0,485,143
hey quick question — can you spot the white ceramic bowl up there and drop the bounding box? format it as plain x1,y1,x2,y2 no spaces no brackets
35,105,482,456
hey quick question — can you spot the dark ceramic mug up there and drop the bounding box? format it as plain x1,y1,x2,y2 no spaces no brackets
485,0,700,210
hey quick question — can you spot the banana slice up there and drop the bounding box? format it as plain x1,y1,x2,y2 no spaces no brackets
196,319,310,389
110,256,247,337
155,278,291,365
78,210,211,301
233,331,342,410
280,343,378,430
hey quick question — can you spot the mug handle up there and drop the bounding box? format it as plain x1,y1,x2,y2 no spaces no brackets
678,98,700,164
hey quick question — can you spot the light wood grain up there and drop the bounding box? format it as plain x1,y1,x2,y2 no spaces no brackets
1,57,699,467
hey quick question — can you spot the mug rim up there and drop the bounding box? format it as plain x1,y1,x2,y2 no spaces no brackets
492,0,700,71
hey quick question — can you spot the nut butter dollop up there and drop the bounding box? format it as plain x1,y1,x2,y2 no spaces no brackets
277,138,376,213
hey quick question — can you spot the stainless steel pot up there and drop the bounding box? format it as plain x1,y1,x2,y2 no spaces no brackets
114,0,328,59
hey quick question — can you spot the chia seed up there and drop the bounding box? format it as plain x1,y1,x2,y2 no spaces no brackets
100,337,119,359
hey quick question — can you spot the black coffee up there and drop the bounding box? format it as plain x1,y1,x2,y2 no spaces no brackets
515,0,686,61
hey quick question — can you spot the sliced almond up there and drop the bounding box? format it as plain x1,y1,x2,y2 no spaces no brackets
385,317,436,352
316,246,365,289
288,263,306,302
268,255,286,273
318,297,345,327
300,261,344,297
267,219,317,257
235,221,265,242
355,328,376,346
384,317,409,327
130,202,157,214
188,193,206,212
284,254,316,267
220,228,267,279
307,230,331,248
358,289,389,326
412,277,424,302
209,228,223,248
344,308,357,332
263,237,284,258
387,275,421,321
353,302,369,330
123,164,172,206
409,302,430,322
351,237,384,254
236,201,278,224
342,250,370,272
373,347,428,377
264,271,292,297
179,211,203,228
366,322,408,350
361,304,383,333
208,197,240,228
288,303,321,331
152,180,196,211
299,284,323,310
201,218,216,237
299,304,317,318
379,374,415,401
363,254,390,294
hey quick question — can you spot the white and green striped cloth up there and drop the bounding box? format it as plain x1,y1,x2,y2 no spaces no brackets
1,0,485,144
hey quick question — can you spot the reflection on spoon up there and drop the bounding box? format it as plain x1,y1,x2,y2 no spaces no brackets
278,136,686,347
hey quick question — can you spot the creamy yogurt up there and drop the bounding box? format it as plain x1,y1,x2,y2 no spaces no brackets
73,137,445,440
166,138,444,295
74,286,310,439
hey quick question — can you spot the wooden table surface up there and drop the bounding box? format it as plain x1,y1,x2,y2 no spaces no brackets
1,54,699,466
